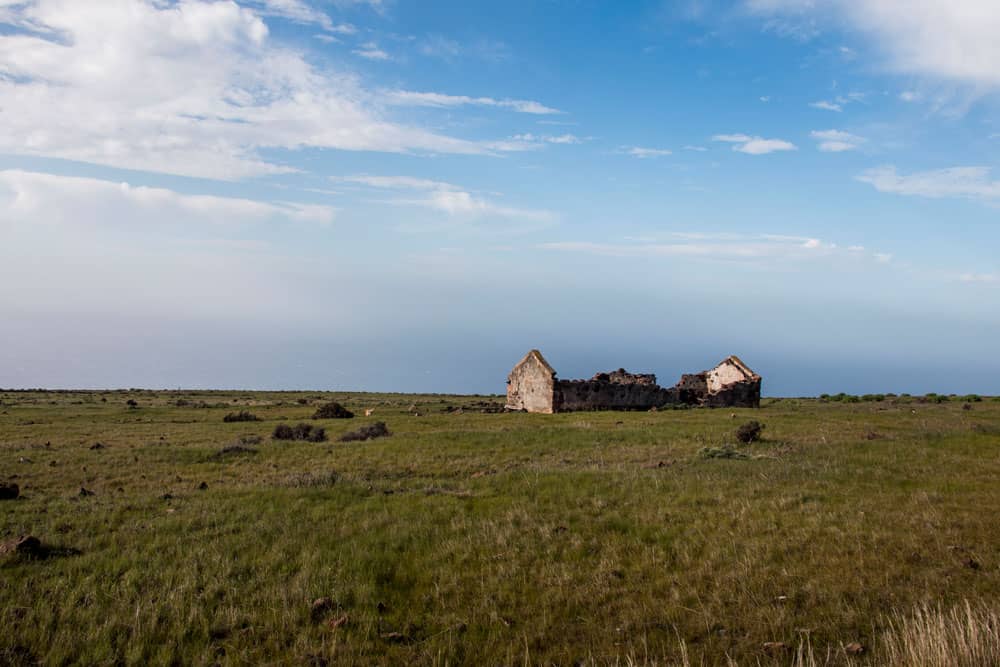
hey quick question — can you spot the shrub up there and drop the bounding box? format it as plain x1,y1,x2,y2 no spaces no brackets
273,423,327,442
340,421,391,442
223,410,260,423
735,420,764,444
312,401,354,419
211,445,258,459
699,445,749,460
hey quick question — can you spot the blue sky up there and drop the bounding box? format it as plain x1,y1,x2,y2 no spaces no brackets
1,0,999,395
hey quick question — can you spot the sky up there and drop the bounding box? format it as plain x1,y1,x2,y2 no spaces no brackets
1,0,999,396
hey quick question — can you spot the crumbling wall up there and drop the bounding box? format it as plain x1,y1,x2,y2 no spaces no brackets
555,375,677,411
675,373,708,406
702,377,761,408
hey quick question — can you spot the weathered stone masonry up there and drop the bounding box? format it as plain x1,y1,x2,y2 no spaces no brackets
506,350,761,413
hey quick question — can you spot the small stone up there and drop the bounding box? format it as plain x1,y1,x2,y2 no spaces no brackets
311,597,335,622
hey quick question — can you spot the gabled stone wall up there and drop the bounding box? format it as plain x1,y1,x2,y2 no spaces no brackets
506,350,557,413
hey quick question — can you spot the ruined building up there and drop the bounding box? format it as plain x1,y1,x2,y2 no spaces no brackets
506,349,761,413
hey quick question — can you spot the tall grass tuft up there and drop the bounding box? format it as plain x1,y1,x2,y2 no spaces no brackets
880,601,1000,667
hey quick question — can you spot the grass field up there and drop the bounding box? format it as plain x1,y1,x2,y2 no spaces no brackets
2,390,1000,665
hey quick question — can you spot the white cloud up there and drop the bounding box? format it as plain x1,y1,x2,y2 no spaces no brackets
713,134,753,143
384,90,561,115
241,0,335,31
0,169,335,226
541,233,889,263
747,1,1000,89
621,146,673,158
713,134,797,154
0,0,514,180
0,168,347,324
353,41,390,60
543,134,583,145
489,133,585,151
332,174,459,191
810,100,843,112
418,35,462,60
857,166,1000,200
811,129,866,152
334,172,555,222
958,273,997,283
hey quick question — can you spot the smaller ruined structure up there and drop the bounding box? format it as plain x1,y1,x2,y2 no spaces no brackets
506,350,761,413
675,355,762,408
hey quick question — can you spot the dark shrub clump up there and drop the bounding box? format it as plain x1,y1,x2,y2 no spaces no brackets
223,410,260,423
312,401,354,419
340,421,391,442
273,423,327,443
212,445,258,459
735,420,764,444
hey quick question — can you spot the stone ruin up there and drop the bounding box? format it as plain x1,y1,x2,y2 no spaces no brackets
505,349,761,413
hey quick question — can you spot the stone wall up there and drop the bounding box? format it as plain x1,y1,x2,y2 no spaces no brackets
702,377,762,408
555,377,677,412
675,373,709,405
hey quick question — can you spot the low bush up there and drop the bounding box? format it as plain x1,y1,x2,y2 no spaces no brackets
211,445,258,459
699,445,749,460
340,421,391,442
735,420,764,444
273,423,327,442
312,401,354,419
223,410,260,423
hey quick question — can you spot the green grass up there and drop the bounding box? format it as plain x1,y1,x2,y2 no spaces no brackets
2,390,1000,665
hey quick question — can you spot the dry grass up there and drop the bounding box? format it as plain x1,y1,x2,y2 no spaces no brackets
879,601,1000,666
611,601,1000,666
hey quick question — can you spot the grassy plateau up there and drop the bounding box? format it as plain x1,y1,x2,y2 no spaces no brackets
2,390,1000,666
